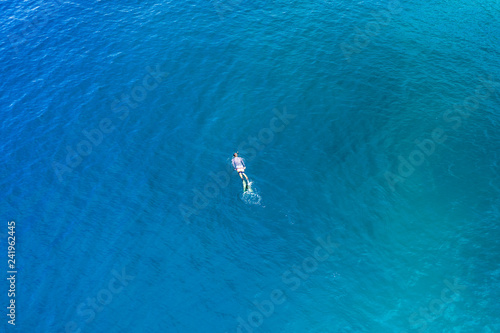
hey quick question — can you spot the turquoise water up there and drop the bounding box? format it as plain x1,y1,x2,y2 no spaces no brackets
1,0,499,332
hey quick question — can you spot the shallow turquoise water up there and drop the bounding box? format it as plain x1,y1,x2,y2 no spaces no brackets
1,0,499,332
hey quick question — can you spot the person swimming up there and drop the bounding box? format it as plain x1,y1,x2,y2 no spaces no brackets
232,152,250,191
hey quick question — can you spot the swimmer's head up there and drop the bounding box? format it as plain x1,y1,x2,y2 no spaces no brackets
233,152,238,157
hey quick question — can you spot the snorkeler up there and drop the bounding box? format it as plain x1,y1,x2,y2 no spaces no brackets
232,152,250,191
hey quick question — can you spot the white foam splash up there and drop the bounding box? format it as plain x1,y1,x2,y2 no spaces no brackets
241,182,261,205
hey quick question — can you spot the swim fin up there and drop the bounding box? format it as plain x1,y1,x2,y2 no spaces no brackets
246,180,252,192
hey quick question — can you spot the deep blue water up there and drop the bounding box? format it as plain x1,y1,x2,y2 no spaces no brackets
1,0,500,332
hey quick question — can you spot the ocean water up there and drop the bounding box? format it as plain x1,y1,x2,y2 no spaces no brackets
1,0,499,332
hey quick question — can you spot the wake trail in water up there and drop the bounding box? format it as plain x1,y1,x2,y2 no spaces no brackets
241,181,261,205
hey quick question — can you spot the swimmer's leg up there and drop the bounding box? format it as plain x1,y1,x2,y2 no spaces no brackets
242,173,250,191
238,172,248,191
